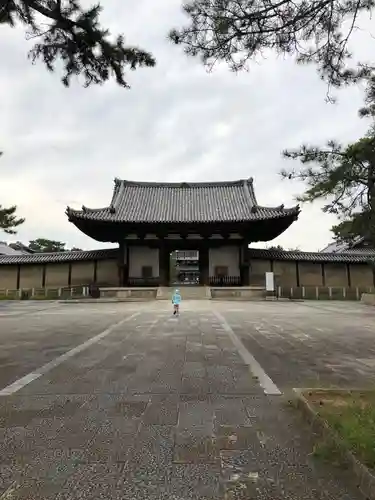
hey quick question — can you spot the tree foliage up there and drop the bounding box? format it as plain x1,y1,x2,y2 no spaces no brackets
169,0,375,89
281,135,375,245
0,205,25,234
268,245,301,251
330,211,370,243
27,239,82,252
28,238,67,252
0,152,25,234
0,0,155,87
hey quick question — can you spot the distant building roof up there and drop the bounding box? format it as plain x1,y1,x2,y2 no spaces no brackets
0,243,25,256
66,178,300,224
9,242,35,254
0,246,374,265
320,236,366,253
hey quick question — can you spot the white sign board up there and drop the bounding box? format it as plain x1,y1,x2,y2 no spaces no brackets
265,272,275,292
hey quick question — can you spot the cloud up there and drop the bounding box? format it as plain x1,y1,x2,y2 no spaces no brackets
0,1,373,251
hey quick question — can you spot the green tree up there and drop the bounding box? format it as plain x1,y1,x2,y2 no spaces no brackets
28,238,67,252
267,245,285,251
268,245,301,251
169,0,374,89
1,0,155,88
0,153,25,234
0,205,25,234
330,211,370,243
281,134,375,247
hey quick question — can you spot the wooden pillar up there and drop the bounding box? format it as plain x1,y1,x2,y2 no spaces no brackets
42,264,46,287
199,246,209,285
240,243,250,286
124,246,129,285
93,260,98,284
68,263,72,287
118,242,128,286
295,261,300,287
346,263,351,288
16,264,20,289
159,243,170,286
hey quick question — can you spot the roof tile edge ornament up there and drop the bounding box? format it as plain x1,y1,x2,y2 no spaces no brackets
65,206,73,220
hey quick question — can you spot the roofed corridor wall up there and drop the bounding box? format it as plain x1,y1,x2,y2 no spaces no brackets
0,254,374,293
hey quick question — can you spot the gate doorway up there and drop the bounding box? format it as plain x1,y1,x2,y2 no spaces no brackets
170,250,199,285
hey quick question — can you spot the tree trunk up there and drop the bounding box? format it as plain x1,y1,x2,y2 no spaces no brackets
368,161,375,248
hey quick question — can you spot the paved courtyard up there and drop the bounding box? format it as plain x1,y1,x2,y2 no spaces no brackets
0,299,374,499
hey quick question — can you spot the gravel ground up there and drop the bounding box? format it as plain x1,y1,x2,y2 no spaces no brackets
0,299,373,499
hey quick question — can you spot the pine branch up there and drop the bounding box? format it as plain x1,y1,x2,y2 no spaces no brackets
1,0,156,87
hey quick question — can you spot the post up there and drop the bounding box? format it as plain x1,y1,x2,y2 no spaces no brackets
159,243,170,286
93,260,98,284
295,261,300,287
265,272,275,298
16,264,20,290
346,263,351,288
118,241,129,286
239,243,250,286
68,263,72,287
321,263,325,286
199,246,209,286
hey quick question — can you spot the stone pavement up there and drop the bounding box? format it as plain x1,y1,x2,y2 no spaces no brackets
0,300,373,499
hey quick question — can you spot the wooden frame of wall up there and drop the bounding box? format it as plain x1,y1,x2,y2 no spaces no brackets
119,238,247,287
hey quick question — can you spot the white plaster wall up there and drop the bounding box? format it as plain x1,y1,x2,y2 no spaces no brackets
129,247,159,277
209,246,240,276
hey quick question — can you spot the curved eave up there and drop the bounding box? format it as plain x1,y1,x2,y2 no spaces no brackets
66,206,300,225
67,211,299,244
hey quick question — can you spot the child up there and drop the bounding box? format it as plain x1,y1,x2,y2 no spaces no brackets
172,288,181,315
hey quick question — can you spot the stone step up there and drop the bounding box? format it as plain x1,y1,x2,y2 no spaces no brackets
157,286,211,300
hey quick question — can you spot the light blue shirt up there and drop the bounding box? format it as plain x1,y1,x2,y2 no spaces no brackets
172,292,181,305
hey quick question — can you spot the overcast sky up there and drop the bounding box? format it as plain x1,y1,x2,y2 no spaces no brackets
0,1,373,251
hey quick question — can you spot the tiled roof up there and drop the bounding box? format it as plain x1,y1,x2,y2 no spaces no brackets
66,178,300,224
0,248,118,265
0,246,374,265
248,248,375,263
320,236,366,253
0,243,25,256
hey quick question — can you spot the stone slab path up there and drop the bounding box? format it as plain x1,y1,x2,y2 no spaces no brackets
0,300,372,499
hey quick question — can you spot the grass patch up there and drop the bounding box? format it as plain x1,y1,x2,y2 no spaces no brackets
304,390,375,471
